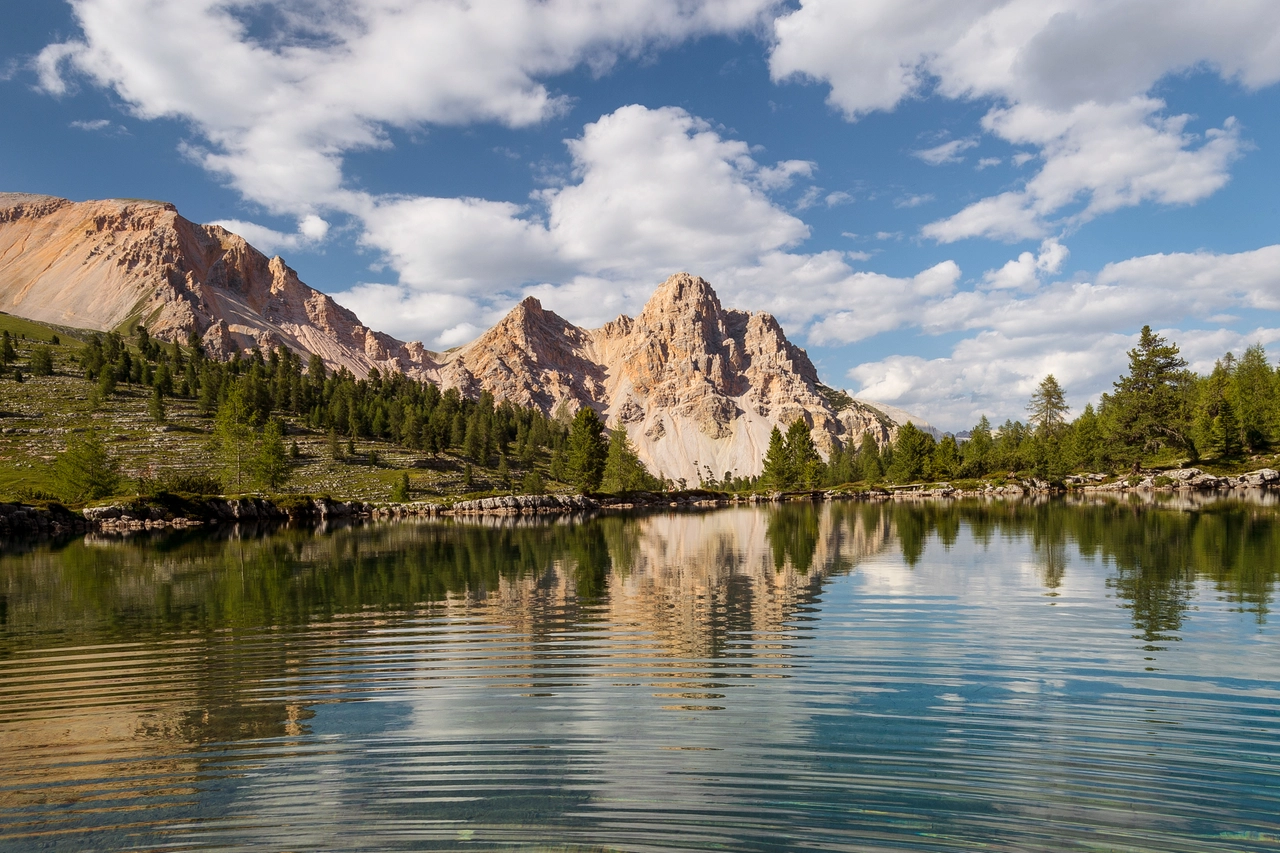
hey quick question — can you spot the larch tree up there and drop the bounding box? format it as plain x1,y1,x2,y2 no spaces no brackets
1027,375,1069,435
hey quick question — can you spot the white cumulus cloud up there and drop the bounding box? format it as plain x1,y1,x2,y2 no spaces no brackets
770,0,1280,241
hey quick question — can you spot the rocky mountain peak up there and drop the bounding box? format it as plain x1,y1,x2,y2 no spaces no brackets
0,193,437,379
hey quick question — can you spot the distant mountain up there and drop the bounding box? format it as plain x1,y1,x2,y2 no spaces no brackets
0,193,928,481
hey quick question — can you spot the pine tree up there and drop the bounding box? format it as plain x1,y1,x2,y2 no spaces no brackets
521,469,545,495
1232,343,1273,451
251,419,290,490
601,426,656,493
933,435,961,479
761,426,791,488
53,429,120,502
29,345,53,377
391,471,411,502
1104,325,1193,458
0,331,15,365
888,422,934,484
857,432,882,482
1210,398,1242,459
962,415,993,477
497,453,511,490
784,419,822,488
148,385,166,423
213,383,259,491
565,407,607,492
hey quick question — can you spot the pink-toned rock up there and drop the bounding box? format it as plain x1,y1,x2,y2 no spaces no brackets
0,193,438,380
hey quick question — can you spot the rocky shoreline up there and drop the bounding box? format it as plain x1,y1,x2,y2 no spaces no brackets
2,467,1278,538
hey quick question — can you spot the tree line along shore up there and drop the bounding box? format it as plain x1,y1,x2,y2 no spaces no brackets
0,314,1277,513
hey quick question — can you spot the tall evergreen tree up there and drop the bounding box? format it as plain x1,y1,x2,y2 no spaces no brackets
888,422,934,484
565,407,607,492
962,415,993,477
1232,343,1274,451
784,419,822,488
857,432,882,482
252,419,290,490
601,426,657,493
53,429,120,502
761,426,791,488
1104,325,1193,458
1027,374,1069,435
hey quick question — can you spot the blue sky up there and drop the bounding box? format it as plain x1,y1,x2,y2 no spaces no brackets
3,1,1280,430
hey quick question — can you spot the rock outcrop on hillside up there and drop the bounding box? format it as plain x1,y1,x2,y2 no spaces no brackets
0,193,437,378
0,193,933,481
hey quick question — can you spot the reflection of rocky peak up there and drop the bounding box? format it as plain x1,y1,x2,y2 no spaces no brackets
0,193,438,379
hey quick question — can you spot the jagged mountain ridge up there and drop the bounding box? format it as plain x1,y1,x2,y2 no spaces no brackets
437,272,917,481
0,192,933,481
0,193,436,378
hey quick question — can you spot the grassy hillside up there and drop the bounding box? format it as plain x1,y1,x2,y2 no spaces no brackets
0,314,572,505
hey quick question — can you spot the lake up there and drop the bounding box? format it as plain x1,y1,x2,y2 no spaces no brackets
1,497,1278,852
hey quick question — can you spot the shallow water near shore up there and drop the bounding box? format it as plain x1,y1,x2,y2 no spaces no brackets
1,498,1279,852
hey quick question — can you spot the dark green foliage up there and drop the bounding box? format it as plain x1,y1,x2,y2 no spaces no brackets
521,469,545,495
391,471,411,502
53,429,120,502
1027,374,1068,435
888,422,935,484
29,345,54,376
148,385,166,422
566,407,607,491
761,426,790,488
252,419,290,490
857,431,883,483
1233,344,1274,451
784,419,823,488
932,434,961,479
1102,325,1194,458
0,331,15,365
601,426,660,493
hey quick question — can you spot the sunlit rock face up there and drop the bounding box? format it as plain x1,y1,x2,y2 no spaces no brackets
0,193,439,379
438,273,920,481
0,194,932,481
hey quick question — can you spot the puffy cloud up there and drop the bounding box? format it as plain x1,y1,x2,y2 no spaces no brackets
38,0,776,214
980,238,1067,290
928,100,1241,241
847,243,1280,428
213,215,331,255
805,260,961,345
336,104,818,344
770,0,1280,240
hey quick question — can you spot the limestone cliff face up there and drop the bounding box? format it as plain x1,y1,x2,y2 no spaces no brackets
0,193,438,378
436,272,921,482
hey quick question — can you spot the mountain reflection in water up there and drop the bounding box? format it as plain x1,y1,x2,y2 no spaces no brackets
1,498,1278,852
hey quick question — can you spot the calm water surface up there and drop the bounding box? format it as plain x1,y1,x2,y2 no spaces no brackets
1,497,1278,852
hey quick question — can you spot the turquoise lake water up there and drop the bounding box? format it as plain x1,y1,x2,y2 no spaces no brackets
1,497,1278,851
